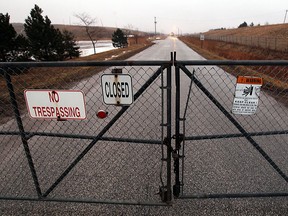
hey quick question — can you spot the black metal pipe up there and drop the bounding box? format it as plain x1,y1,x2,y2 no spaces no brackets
176,60,288,66
3,130,287,142
4,71,42,198
25,132,162,145
0,60,172,68
185,130,288,141
173,59,181,198
166,57,172,202
0,196,169,206
1,60,288,69
179,192,288,199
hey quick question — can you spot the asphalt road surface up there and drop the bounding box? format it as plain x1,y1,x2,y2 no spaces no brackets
0,37,288,215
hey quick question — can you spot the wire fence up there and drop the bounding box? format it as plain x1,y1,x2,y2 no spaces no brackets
0,59,288,206
174,60,288,198
195,34,288,51
0,61,172,205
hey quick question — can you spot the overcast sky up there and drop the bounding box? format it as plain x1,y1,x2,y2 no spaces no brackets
1,0,287,34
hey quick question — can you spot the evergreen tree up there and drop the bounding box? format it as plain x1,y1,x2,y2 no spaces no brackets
24,5,57,60
12,34,30,61
0,13,15,61
62,30,80,59
24,4,79,61
112,28,128,48
238,21,248,28
0,13,29,62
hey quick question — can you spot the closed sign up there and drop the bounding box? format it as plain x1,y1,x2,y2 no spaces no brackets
101,74,133,105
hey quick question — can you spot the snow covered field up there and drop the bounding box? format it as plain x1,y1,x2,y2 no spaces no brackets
77,40,116,57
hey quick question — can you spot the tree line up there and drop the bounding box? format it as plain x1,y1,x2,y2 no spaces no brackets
0,5,80,62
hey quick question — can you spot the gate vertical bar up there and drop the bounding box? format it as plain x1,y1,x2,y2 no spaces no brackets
166,57,172,203
173,54,181,198
4,70,42,198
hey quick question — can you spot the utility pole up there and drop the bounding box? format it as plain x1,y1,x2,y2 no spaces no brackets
284,10,288,23
154,17,157,38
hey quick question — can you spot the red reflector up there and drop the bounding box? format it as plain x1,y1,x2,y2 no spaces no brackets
97,110,107,119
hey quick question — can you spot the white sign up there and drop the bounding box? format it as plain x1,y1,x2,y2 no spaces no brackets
200,34,205,41
24,90,86,120
232,76,263,115
101,74,133,105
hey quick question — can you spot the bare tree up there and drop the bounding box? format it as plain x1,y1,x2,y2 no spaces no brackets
124,24,140,45
74,12,98,54
124,24,134,36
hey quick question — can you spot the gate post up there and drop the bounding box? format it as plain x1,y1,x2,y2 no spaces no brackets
166,57,173,203
173,53,182,198
159,53,173,203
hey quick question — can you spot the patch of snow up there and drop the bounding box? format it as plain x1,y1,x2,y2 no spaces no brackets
77,40,117,57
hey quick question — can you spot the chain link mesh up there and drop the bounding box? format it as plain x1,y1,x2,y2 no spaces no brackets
0,64,167,203
179,64,288,196
1,61,288,204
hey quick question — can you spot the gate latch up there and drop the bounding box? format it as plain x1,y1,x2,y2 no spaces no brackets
172,133,184,149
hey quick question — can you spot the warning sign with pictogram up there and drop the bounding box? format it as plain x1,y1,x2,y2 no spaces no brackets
232,76,263,115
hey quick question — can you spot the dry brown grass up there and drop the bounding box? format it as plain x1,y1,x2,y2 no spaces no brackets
205,23,288,38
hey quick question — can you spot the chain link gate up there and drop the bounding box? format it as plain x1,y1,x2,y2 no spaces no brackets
173,58,288,200
0,59,173,206
1,56,288,207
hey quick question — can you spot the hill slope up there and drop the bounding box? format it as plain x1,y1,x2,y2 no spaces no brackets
12,23,147,41
205,23,288,38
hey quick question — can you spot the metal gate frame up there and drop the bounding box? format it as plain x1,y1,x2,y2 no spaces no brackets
173,57,288,199
1,56,288,206
0,59,173,206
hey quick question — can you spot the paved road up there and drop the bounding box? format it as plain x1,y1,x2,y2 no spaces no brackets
1,37,288,215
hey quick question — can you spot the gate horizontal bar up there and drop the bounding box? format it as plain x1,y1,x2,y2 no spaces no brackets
0,60,172,68
2,130,287,142
2,60,288,68
0,132,162,145
179,192,288,199
184,130,288,141
0,196,169,206
176,60,288,66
